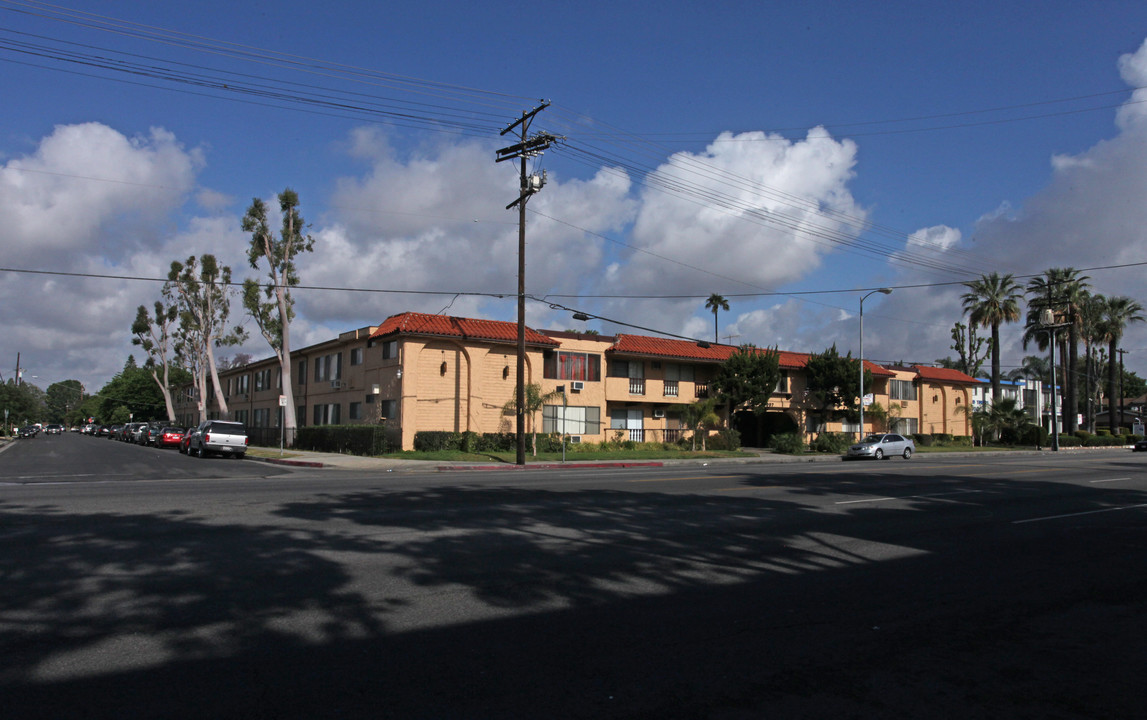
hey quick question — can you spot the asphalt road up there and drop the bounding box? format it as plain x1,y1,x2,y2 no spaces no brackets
2,434,1146,718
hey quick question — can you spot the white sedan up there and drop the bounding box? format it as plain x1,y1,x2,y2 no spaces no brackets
847,433,915,460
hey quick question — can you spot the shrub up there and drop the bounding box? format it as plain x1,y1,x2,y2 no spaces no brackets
810,432,850,454
772,432,805,455
933,433,953,444
1056,434,1081,447
913,433,935,447
949,435,974,447
296,425,391,455
708,427,741,451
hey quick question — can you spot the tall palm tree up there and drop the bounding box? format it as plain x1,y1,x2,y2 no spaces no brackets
1078,293,1107,432
1024,268,1089,433
1098,296,1144,433
705,294,730,344
962,272,1023,406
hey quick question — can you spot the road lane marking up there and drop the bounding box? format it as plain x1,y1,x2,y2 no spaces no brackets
1013,503,1147,524
1089,477,1132,484
835,490,983,505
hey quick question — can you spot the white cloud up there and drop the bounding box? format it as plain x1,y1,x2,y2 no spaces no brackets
907,225,962,251
0,123,200,266
618,129,865,297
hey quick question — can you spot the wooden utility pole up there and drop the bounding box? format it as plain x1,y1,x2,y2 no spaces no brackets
497,102,557,465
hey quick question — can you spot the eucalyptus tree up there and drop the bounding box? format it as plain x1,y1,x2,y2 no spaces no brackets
705,294,730,344
241,189,315,446
131,299,180,421
1024,268,1089,433
961,272,1023,406
1097,295,1144,433
167,254,246,421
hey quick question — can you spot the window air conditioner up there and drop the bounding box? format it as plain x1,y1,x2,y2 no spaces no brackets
569,436,581,444
653,409,665,418
571,381,584,391
331,380,344,389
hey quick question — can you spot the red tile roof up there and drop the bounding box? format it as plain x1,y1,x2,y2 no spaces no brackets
370,312,559,346
914,365,981,384
604,335,888,374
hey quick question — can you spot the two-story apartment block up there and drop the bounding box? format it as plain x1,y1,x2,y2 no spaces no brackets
173,311,980,449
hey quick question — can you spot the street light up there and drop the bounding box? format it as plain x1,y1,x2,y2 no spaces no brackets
858,288,892,440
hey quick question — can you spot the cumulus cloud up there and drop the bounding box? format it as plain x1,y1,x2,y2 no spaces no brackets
0,123,201,265
618,129,865,296
317,131,635,327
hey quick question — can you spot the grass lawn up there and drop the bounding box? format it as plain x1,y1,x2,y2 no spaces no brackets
380,448,755,463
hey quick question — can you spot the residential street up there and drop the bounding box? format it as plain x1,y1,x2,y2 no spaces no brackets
2,434,1146,718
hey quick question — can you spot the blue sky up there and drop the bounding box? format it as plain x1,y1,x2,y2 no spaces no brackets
3,0,1147,394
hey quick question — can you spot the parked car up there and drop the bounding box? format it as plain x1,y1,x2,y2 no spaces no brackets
108,424,124,440
45,424,63,435
157,427,185,449
187,420,248,459
140,424,164,446
179,428,194,454
847,433,915,460
17,426,37,438
1133,438,1147,452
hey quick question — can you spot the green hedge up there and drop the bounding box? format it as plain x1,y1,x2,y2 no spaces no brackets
772,432,805,455
811,432,850,454
412,431,568,453
296,425,392,455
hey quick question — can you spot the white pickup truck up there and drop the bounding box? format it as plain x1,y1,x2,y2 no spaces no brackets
188,420,249,459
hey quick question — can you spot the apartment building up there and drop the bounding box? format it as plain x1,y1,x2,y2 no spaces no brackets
172,311,980,449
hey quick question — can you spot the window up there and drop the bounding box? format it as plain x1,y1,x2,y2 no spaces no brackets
890,417,918,435
236,375,250,394
314,353,342,382
889,379,917,401
233,409,249,425
610,359,644,379
313,403,341,425
544,351,601,381
298,359,307,384
350,347,364,366
253,408,272,427
381,340,398,360
254,369,272,392
349,401,362,420
296,406,306,427
664,363,694,382
776,372,790,393
380,399,398,420
841,419,860,434
543,405,601,434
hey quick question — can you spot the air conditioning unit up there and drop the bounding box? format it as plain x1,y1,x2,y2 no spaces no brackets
569,436,582,444
330,380,344,389
653,408,665,418
571,381,584,392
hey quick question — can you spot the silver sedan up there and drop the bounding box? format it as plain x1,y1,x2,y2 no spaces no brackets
847,433,915,460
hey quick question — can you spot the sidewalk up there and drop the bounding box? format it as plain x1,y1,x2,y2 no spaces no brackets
244,445,1122,473
244,446,830,473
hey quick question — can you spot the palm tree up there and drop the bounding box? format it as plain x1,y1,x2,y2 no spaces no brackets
1078,293,1107,432
680,397,720,451
501,383,563,456
961,273,1023,406
1097,296,1144,434
1024,268,1089,433
705,294,730,344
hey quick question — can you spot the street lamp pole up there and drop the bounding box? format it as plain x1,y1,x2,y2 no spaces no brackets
858,288,892,440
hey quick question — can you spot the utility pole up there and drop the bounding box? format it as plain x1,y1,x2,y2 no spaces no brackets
1117,347,1127,434
496,102,558,465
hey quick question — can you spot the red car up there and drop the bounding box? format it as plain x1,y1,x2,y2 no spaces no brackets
179,428,194,454
157,427,186,449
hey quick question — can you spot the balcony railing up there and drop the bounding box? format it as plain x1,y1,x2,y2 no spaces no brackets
695,381,710,398
629,378,645,395
663,380,679,397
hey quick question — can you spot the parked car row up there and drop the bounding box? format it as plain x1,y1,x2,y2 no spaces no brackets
81,419,248,459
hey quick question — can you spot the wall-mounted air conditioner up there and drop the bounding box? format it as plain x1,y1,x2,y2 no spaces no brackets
331,380,344,389
569,436,581,444
571,381,584,392
653,408,665,418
